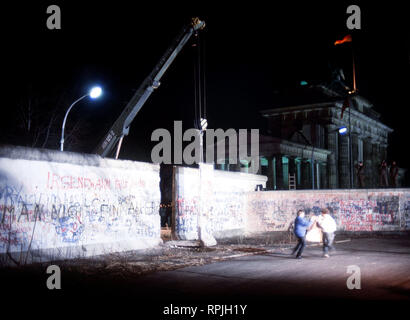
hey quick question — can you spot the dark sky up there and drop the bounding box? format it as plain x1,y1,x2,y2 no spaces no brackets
2,1,409,168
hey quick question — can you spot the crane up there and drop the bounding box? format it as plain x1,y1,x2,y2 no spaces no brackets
95,17,206,158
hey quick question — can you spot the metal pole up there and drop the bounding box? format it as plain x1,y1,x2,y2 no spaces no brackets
311,146,315,189
349,44,356,188
197,129,205,244
115,135,124,160
349,105,353,188
60,94,89,151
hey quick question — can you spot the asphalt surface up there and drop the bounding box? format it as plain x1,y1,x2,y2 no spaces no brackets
134,238,410,301
2,237,409,318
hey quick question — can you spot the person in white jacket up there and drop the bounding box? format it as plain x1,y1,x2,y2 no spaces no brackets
317,208,337,258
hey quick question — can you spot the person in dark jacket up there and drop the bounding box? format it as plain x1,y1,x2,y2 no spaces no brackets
291,210,312,259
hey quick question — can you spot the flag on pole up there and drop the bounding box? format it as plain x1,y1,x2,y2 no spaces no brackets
334,34,352,45
341,97,350,119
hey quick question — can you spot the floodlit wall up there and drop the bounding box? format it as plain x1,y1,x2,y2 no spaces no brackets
2,145,408,265
173,164,268,240
246,189,410,234
0,146,161,265
174,170,410,241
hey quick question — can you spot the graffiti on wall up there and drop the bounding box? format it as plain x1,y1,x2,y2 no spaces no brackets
173,165,408,240
175,197,199,238
402,192,410,229
209,192,246,232
247,192,403,233
0,159,161,254
173,166,265,239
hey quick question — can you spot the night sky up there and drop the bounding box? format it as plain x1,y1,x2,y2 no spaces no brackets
2,1,409,169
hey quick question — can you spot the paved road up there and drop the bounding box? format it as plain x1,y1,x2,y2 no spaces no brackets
2,237,410,317
127,237,410,318
131,237,410,301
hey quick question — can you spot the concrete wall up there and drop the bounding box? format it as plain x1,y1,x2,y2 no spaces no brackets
3,145,408,264
174,174,410,241
173,164,268,240
246,189,410,234
0,146,161,265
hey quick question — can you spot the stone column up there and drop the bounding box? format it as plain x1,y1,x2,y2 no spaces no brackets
372,142,381,187
295,158,301,189
363,138,373,188
326,125,338,188
380,144,387,162
255,158,262,175
338,134,350,189
301,159,310,189
266,156,274,190
275,155,284,190
351,133,359,188
320,162,328,189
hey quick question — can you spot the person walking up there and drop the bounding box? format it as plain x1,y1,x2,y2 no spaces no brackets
291,210,312,259
317,208,337,258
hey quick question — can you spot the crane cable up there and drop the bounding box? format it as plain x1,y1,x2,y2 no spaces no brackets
193,31,199,130
193,30,206,130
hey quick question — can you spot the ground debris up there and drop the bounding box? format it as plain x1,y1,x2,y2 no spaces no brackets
35,242,282,278
232,247,268,253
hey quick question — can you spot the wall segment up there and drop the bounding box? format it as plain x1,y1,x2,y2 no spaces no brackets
0,146,161,265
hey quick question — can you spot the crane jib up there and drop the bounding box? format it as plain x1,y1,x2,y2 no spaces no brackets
95,18,205,158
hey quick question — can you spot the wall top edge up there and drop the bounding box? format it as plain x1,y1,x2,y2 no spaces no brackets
0,145,159,171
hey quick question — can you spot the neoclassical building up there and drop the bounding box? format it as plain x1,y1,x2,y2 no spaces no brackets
214,84,398,190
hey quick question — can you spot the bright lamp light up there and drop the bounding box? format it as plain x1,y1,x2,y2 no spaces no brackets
89,86,102,99
338,127,348,135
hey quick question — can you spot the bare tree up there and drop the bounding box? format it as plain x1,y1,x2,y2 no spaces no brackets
8,85,93,151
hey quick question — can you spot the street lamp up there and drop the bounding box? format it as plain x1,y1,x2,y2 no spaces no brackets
89,86,102,99
60,86,102,151
338,126,348,135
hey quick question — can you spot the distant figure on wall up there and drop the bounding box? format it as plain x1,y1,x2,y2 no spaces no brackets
356,161,365,188
291,210,313,259
159,204,167,227
389,161,399,188
160,203,172,227
379,160,389,187
165,203,172,227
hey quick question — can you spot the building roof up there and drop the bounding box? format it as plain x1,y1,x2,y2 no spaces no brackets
260,83,388,124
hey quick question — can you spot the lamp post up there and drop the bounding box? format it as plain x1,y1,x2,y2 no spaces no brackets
60,86,102,151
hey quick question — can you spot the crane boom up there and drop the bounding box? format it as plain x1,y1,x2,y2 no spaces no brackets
95,18,205,157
